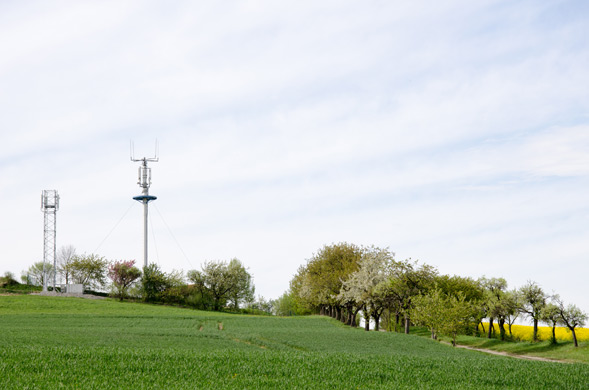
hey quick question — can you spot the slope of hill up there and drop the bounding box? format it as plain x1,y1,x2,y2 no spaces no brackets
0,295,588,389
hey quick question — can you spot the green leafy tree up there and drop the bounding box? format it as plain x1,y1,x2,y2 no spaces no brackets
273,291,295,316
435,275,484,302
227,258,255,310
159,270,189,304
281,271,314,316
540,302,561,344
482,277,509,340
518,281,546,342
248,295,273,314
412,289,473,346
300,243,363,320
140,263,181,302
412,289,446,339
505,289,522,338
387,259,437,334
70,254,108,290
21,262,54,287
108,260,141,301
273,290,314,316
435,275,484,336
440,293,473,346
287,264,314,313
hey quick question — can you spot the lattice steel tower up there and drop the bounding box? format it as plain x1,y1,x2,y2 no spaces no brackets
41,190,59,292
131,144,158,268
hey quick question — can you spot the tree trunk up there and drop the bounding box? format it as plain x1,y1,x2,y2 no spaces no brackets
498,318,506,341
364,310,370,331
508,323,513,337
533,318,539,342
572,328,578,347
395,313,400,333
351,307,361,328
551,324,556,344
373,313,380,331
404,315,410,334
487,317,494,339
335,306,341,321
479,321,485,337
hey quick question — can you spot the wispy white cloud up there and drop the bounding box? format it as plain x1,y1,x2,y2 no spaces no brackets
0,0,588,314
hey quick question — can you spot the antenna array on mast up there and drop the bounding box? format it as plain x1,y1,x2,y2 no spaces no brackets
130,141,159,268
41,190,59,292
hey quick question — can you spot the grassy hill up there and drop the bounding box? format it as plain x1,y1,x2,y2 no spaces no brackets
0,275,41,294
1,295,588,389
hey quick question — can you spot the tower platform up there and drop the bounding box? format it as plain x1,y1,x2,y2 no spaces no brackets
133,195,157,202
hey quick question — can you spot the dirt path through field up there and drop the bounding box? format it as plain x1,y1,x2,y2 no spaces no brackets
452,343,570,364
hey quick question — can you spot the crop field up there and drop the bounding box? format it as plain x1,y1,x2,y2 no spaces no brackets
1,296,588,389
481,322,589,343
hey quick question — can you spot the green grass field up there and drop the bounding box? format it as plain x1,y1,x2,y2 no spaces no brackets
1,295,588,389
454,333,589,364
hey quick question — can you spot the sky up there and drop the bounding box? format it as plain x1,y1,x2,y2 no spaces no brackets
1,1,588,318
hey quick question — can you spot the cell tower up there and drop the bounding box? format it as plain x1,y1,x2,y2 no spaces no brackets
131,142,158,268
41,190,59,292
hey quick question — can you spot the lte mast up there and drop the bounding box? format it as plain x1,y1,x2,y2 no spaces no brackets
41,190,59,292
131,143,158,268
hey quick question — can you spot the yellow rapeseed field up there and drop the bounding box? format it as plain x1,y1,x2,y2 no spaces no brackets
480,323,589,342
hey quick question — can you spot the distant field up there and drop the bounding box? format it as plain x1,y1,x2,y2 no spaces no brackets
479,322,589,343
1,296,588,389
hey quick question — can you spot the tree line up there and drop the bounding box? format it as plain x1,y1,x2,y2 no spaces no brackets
15,245,267,313
278,242,587,347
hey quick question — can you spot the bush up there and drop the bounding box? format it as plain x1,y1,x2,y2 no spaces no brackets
140,264,185,303
0,273,19,288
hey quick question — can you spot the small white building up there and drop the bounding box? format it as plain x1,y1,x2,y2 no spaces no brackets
64,284,84,294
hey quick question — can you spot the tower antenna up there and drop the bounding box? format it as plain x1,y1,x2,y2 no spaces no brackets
41,190,59,292
130,141,158,268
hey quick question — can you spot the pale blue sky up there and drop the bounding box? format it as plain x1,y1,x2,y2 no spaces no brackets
1,1,588,316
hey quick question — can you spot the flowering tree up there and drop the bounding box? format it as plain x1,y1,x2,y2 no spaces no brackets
108,260,141,301
337,247,393,331
187,258,255,311
555,296,587,348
